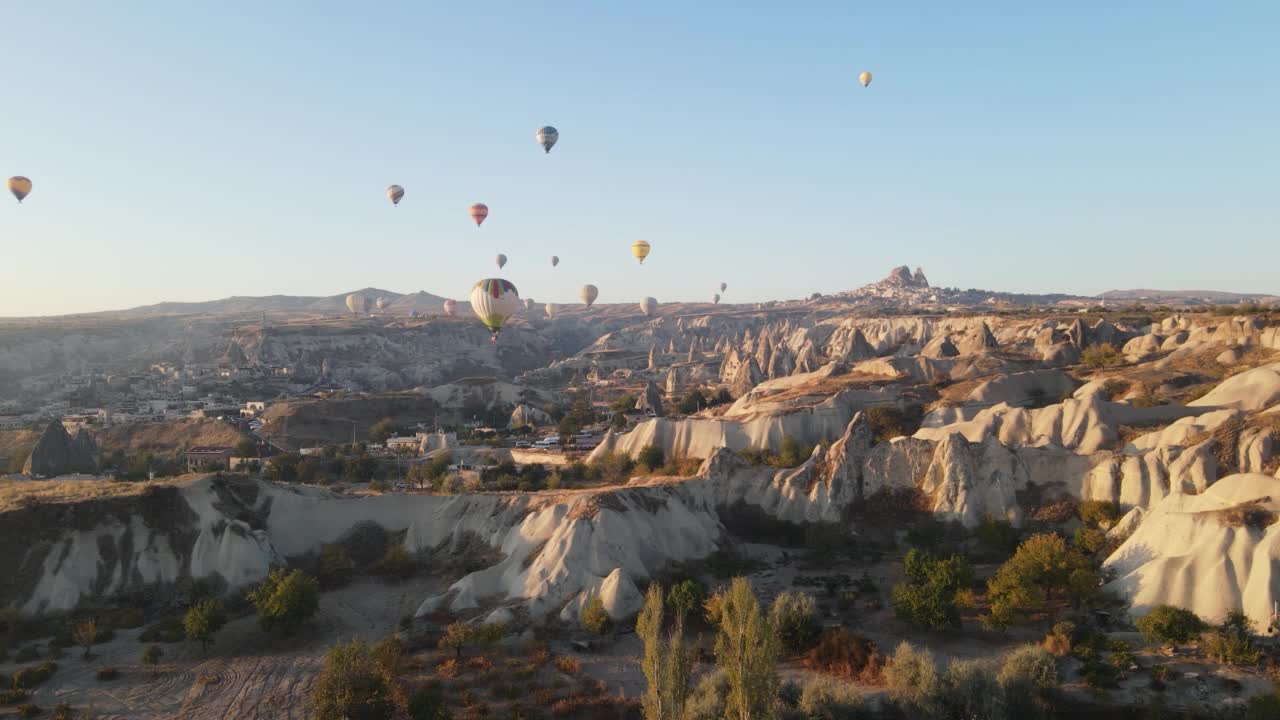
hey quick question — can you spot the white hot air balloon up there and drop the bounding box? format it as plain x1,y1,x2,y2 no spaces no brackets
579,284,599,307
544,303,557,318
640,297,658,317
345,293,363,316
496,253,508,269
376,297,389,312
443,299,458,316
386,185,404,206
550,255,559,268
470,278,521,342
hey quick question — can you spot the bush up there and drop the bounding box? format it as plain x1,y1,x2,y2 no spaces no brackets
883,642,940,716
1082,343,1122,368
1078,500,1122,529
769,592,820,653
248,569,320,636
666,579,707,620
798,676,868,720
96,666,119,681
139,616,185,643
636,444,664,472
554,655,581,674
1136,605,1206,645
581,596,610,635
311,638,394,720
141,644,164,668
184,599,227,654
1042,622,1075,656
683,670,729,720
864,405,924,442
941,659,1003,720
377,544,417,581
974,514,1021,559
1203,610,1262,666
12,662,58,689
1072,527,1108,555
997,645,1058,690
407,686,452,720
801,628,884,683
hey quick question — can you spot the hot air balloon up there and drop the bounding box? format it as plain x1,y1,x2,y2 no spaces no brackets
386,185,404,206
523,297,536,312
580,284,599,307
470,278,521,342
631,240,651,265
536,126,559,154
376,297,389,312
443,299,458,316
859,71,872,87
714,293,721,305
469,203,489,227
8,177,32,203
345,293,367,316
496,253,508,269
720,282,728,292
544,303,557,318
640,297,658,317
550,255,559,268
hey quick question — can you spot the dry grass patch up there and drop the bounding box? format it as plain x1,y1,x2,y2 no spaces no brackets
0,475,199,513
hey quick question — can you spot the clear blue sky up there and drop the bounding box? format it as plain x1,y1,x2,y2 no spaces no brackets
1,1,1277,316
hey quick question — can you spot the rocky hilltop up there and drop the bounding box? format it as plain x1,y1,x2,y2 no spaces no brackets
22,420,98,477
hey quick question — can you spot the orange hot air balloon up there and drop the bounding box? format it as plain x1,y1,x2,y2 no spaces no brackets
8,176,32,203
469,203,489,227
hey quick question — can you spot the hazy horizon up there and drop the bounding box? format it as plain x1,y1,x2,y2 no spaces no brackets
3,1,1277,317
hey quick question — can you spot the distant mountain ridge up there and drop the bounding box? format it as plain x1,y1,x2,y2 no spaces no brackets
1099,288,1279,305
92,287,453,319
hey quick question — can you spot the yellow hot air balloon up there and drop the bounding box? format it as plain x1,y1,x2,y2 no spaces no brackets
469,203,489,227
859,71,872,88
631,240,651,265
8,176,32,203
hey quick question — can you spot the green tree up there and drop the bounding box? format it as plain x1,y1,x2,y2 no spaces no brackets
986,534,1097,629
377,544,416,581
1136,605,1206,645
368,418,399,445
183,600,226,654
248,569,320,636
582,596,611,635
311,638,394,720
558,416,581,448
611,394,638,413
610,412,628,431
666,579,707,621
637,584,691,720
677,391,707,415
712,578,780,720
768,592,820,654
891,549,974,630
636,444,665,472
777,436,805,467
232,437,259,458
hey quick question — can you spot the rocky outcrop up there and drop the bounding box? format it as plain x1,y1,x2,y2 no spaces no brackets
636,381,664,417
954,322,999,355
730,357,765,397
920,335,959,359
23,420,98,477
509,404,554,429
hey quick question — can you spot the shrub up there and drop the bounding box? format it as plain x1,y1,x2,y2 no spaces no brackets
1136,605,1206,645
141,644,164,669
997,645,1057,690
554,655,581,674
96,666,119,681
317,544,355,588
1078,500,1122,529
864,405,924,442
377,544,417,581
941,659,1003,720
801,628,884,683
581,596,610,635
1042,622,1075,656
683,670,729,720
73,618,99,660
798,676,867,720
139,616,185,643
636,444,665,472
435,658,460,678
407,686,452,720
1072,527,1108,555
248,568,320,636
883,642,940,716
769,592,820,653
974,514,1020,559
184,600,227,654
1203,610,1262,666
1082,343,1122,368
12,662,58,689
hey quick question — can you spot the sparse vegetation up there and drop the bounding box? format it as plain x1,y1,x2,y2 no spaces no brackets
311,638,395,720
863,405,925,442
768,591,820,653
801,628,884,683
1082,343,1123,368
581,596,611,635
1203,610,1262,666
1136,605,1206,645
